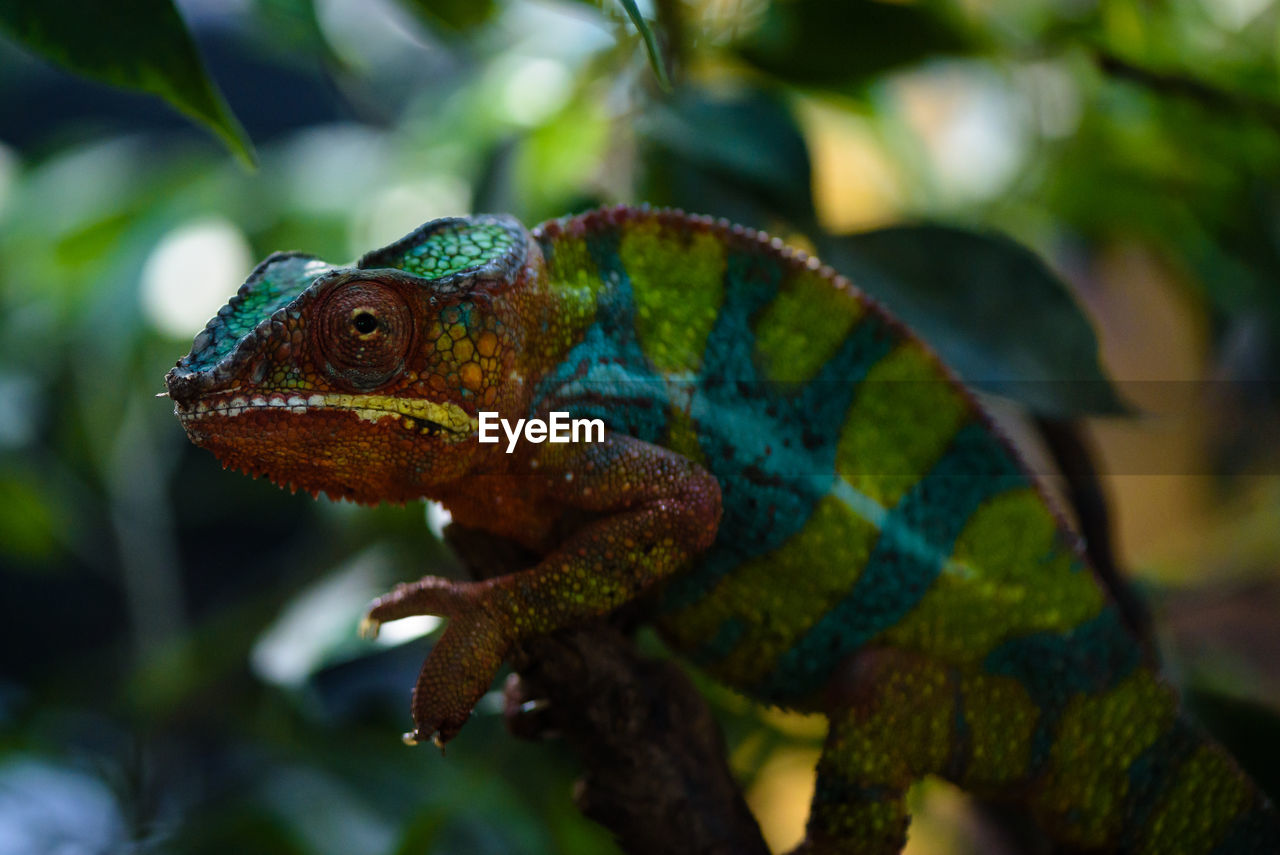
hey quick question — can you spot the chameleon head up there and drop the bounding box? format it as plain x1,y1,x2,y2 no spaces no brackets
164,215,541,503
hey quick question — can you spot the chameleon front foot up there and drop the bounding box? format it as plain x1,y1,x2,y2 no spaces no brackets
363,575,514,748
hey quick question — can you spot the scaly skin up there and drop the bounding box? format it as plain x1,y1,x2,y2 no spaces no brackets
166,206,1278,853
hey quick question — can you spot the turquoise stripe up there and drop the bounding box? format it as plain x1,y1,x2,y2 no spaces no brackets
1122,717,1199,852
662,314,894,613
754,422,1026,702
983,606,1140,770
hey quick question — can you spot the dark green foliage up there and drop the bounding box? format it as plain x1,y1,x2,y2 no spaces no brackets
617,0,671,90
399,0,498,33
736,0,974,90
823,226,1129,415
0,0,253,164
640,84,814,227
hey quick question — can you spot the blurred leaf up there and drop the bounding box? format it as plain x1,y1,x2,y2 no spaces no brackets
398,0,497,33
252,0,333,58
0,475,59,562
173,804,309,855
616,0,671,91
0,0,255,166
641,85,813,228
819,226,1129,416
515,92,611,222
391,811,447,855
736,0,972,91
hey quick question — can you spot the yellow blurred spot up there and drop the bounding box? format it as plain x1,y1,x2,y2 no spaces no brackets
799,98,902,232
904,780,977,855
746,746,819,853
1075,244,1215,583
758,707,828,740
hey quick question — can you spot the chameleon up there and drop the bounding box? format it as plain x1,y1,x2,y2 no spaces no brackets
165,205,1279,853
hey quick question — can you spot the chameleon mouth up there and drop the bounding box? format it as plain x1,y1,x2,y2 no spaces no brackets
173,391,478,441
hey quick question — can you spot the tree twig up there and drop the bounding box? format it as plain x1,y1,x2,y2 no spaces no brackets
1033,416,1153,650
1093,49,1280,134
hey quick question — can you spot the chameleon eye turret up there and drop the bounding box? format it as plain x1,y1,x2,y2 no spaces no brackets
313,279,414,391
169,206,1280,854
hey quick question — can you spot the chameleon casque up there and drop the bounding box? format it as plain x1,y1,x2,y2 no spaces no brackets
165,206,1279,853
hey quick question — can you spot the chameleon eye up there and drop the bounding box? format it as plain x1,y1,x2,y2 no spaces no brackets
316,280,413,390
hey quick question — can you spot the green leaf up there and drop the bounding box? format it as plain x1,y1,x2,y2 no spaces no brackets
0,474,59,562
0,0,255,166
736,0,972,91
617,0,671,91
397,0,497,33
640,86,814,229
818,226,1129,416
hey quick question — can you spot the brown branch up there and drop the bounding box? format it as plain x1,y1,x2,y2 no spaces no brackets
1033,416,1153,651
444,524,771,855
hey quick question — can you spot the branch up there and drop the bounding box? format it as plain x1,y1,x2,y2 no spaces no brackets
1033,416,1153,650
443,524,771,855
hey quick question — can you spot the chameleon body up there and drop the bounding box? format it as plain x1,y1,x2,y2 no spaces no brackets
166,206,1278,853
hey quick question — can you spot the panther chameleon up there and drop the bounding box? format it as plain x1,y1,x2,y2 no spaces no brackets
164,205,1279,853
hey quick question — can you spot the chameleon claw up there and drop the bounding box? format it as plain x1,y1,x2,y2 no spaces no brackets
358,615,381,640
402,728,447,755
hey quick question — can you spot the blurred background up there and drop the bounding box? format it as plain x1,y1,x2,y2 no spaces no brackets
1,0,1279,852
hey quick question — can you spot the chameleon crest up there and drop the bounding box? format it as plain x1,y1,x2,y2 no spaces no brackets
167,206,1279,854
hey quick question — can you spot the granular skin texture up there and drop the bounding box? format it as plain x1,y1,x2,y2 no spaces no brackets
166,206,1279,853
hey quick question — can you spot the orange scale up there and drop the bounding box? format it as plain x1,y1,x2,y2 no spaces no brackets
459,362,483,391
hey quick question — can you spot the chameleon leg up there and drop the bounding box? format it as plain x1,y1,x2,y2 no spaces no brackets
365,433,722,745
793,648,958,855
1015,666,1280,854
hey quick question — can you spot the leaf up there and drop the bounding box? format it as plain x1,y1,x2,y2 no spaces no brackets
640,85,814,228
818,226,1129,416
617,0,671,91
736,0,972,91
0,0,255,166
397,0,497,33
0,474,59,562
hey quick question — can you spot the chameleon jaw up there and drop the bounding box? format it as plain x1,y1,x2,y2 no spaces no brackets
173,391,479,441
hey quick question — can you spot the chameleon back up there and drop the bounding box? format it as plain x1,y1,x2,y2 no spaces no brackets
532,207,1109,707
530,206,1278,852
